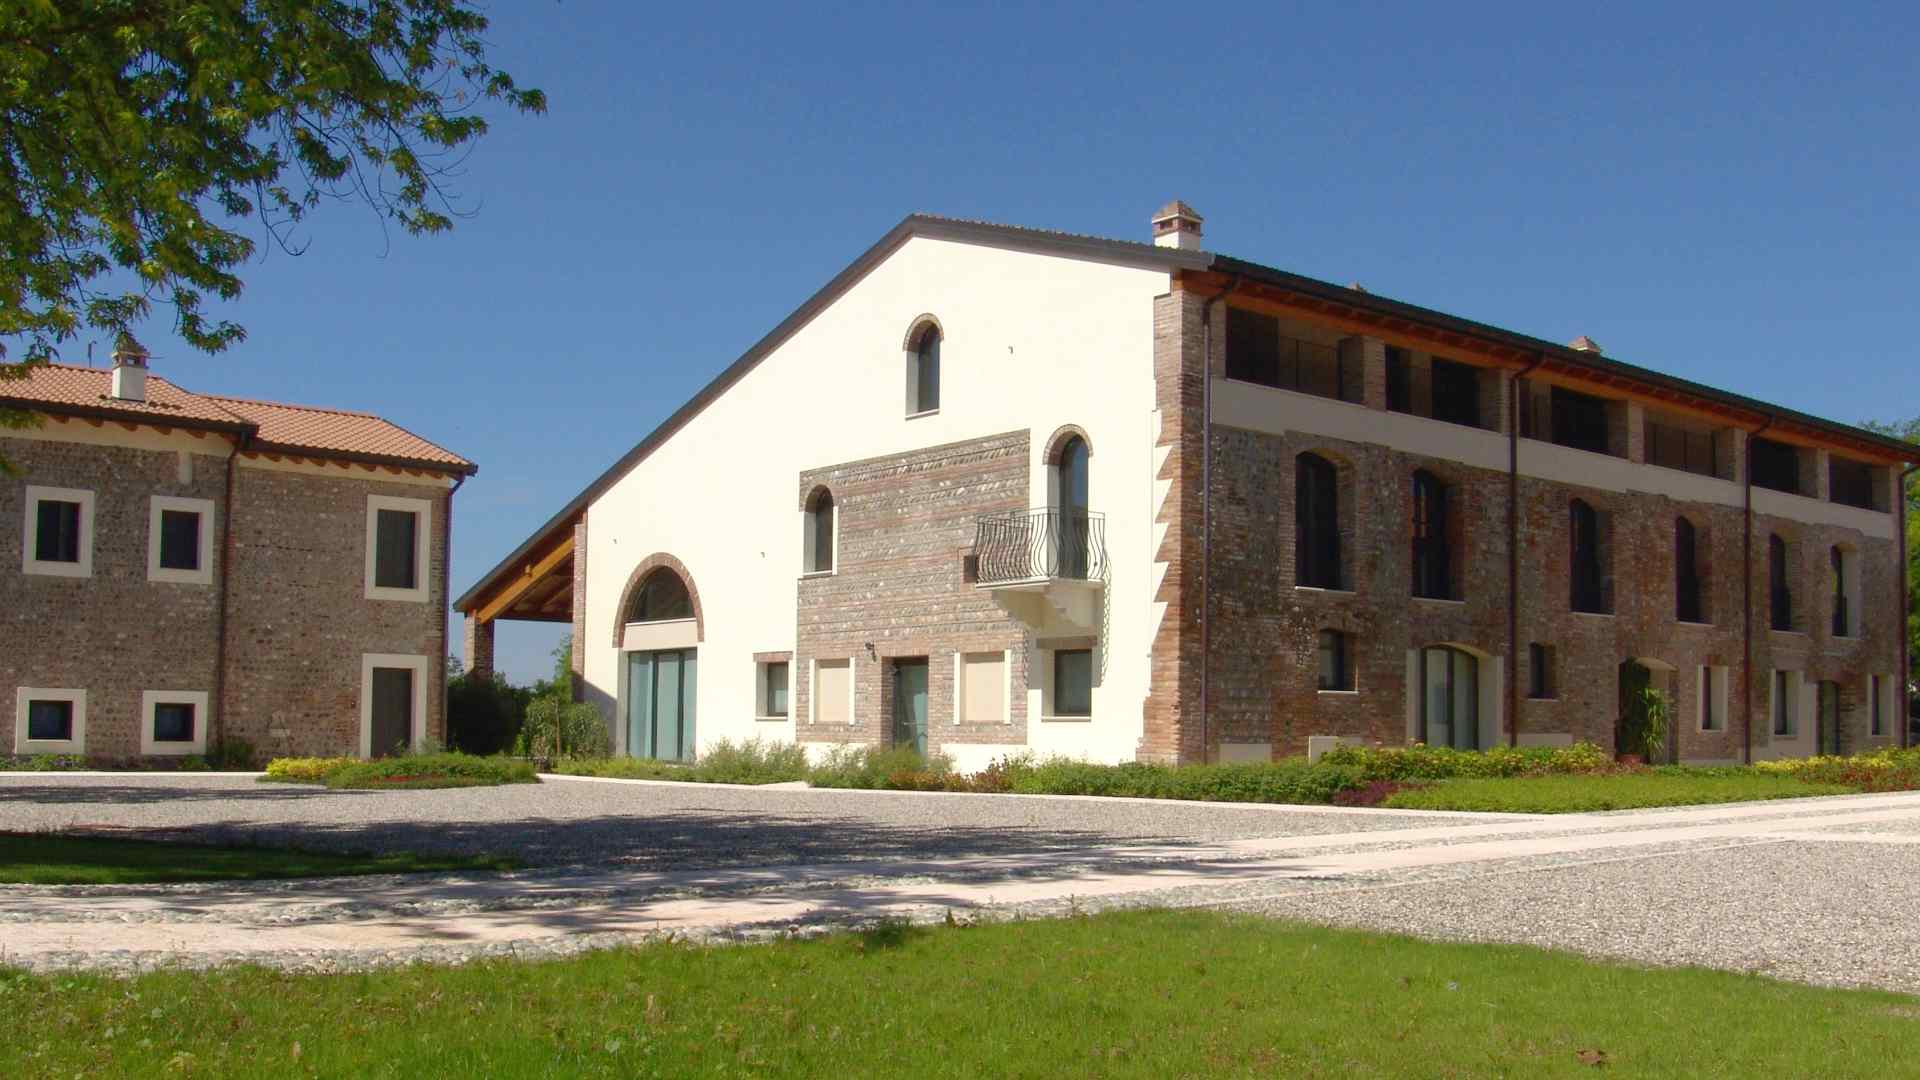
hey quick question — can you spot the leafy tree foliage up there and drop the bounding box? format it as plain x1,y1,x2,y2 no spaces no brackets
1863,417,1920,683
0,0,544,422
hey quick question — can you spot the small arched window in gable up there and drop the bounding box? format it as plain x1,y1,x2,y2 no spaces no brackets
906,322,941,416
628,568,693,623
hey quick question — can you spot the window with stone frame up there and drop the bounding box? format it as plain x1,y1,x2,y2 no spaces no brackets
26,699,73,741
1053,649,1093,717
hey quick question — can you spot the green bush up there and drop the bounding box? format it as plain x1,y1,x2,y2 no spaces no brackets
447,671,531,756
553,738,810,785
1319,742,1610,781
1003,758,1363,805
520,697,610,761
207,736,257,770
806,745,954,790
262,757,358,785
1383,771,1854,813
323,752,539,790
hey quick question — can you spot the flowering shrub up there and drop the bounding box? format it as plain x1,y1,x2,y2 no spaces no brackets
262,757,356,784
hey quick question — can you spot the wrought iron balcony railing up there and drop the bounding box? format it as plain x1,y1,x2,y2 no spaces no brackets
974,509,1107,586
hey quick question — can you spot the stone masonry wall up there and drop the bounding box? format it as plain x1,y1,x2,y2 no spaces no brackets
792,430,1030,754
1,433,227,761
224,463,450,759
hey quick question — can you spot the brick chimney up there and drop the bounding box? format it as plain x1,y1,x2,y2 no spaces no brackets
110,333,149,403
1151,200,1204,251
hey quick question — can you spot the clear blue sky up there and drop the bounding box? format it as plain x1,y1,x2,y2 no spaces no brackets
112,2,1919,683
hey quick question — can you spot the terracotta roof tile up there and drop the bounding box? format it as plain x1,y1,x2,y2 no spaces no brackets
0,363,247,426
0,363,472,473
203,395,473,471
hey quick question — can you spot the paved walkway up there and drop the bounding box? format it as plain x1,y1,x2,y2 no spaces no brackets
6,778,1920,990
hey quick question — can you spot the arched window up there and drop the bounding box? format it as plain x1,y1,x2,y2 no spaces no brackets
1296,453,1340,589
1569,499,1609,614
627,568,693,623
1769,534,1792,631
804,489,835,574
1419,646,1479,749
1055,436,1090,579
908,323,940,414
1675,517,1703,623
1410,470,1450,599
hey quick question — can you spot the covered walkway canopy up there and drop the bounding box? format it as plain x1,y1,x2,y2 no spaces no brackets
455,510,580,677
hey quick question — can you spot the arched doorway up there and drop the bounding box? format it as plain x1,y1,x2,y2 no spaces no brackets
1617,659,1677,763
1418,645,1480,750
623,566,698,762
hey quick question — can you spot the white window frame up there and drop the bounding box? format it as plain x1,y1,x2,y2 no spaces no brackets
359,653,429,757
21,485,94,579
756,659,791,721
147,495,216,585
364,494,432,602
14,686,86,754
141,689,210,755
1696,665,1728,732
1039,645,1098,721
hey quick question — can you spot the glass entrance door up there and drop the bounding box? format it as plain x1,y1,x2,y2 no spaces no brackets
626,649,697,762
1421,647,1479,750
892,659,928,757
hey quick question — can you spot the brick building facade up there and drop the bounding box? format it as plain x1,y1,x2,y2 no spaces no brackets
460,206,1915,768
2,352,473,763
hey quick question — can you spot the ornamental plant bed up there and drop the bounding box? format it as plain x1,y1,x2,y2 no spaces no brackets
261,753,538,790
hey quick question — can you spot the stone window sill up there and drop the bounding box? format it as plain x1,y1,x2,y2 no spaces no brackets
800,569,835,580
905,409,940,421
754,715,788,723
1317,689,1358,696
1675,619,1714,628
1041,715,1092,723
1412,596,1465,606
1295,586,1356,596
1768,628,1807,637
1571,610,1615,619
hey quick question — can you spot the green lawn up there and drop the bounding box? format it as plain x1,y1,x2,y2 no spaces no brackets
2,911,1915,1077
0,833,517,885
1383,771,1856,813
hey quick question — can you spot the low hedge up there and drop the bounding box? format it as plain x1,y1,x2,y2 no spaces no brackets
998,757,1365,805
1318,742,1611,781
262,753,537,790
262,757,357,784
554,738,810,785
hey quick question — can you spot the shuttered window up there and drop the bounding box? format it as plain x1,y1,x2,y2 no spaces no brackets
374,509,418,590
814,659,851,725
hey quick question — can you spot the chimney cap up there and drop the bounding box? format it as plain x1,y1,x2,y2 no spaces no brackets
111,331,150,367
1151,199,1203,224
1568,335,1603,355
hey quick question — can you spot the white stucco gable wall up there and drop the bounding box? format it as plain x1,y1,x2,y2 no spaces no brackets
582,234,1172,763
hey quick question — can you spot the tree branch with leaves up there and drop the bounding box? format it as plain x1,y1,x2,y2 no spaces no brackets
0,0,544,426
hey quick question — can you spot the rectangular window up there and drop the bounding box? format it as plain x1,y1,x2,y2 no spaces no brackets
35,500,81,563
1226,308,1280,387
158,509,201,571
26,699,73,742
375,509,418,590
1223,309,1354,402
1829,458,1879,511
763,661,789,717
1871,675,1886,737
1317,631,1354,692
1549,387,1612,455
1053,649,1092,717
1645,419,1720,478
814,659,851,725
152,702,195,743
1699,667,1726,732
1772,670,1797,737
1749,437,1802,494
1429,359,1481,428
1385,347,1411,413
1528,643,1556,699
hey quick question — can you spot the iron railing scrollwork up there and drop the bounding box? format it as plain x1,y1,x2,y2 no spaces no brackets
974,509,1107,585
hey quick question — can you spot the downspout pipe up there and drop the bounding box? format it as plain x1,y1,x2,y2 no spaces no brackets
1742,415,1774,765
1507,354,1545,747
212,431,251,758
1902,464,1918,749
1197,273,1240,764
